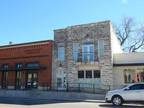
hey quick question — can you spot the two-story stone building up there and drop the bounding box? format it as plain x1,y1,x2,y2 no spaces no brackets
53,21,123,91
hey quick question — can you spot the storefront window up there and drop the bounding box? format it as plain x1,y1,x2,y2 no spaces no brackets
124,69,144,83
2,64,8,89
15,64,23,89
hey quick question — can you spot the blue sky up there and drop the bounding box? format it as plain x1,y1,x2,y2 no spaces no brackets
0,0,143,45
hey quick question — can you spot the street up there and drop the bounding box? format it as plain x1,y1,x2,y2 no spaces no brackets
0,97,143,108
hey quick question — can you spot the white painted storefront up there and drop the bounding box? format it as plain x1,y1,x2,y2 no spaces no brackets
113,53,144,89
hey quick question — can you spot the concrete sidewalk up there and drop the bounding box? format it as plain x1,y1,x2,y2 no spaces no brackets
0,90,105,101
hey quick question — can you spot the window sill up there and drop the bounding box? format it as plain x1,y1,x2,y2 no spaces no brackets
76,61,99,65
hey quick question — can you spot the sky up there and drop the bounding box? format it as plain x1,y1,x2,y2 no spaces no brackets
0,0,144,45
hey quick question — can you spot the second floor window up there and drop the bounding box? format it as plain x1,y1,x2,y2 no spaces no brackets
82,44,94,63
73,43,80,62
98,40,104,59
58,46,65,62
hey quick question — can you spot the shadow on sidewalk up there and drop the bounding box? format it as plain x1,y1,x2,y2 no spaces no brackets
0,97,104,105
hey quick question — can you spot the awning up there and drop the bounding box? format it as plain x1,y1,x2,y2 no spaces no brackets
0,65,46,72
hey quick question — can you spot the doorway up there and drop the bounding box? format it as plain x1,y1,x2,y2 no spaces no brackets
2,72,8,89
26,72,38,89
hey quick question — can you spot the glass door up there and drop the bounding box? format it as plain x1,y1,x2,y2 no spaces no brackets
2,72,8,89
57,70,66,90
27,72,38,89
15,71,22,89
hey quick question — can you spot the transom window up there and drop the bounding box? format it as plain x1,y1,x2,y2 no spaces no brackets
16,64,23,69
2,64,8,70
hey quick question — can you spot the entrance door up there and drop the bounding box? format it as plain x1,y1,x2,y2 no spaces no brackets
57,70,66,90
15,71,22,89
2,72,8,89
27,72,38,89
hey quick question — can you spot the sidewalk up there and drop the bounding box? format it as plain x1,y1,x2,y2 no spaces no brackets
0,90,105,101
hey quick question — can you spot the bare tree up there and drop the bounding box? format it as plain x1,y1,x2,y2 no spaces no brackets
115,17,144,52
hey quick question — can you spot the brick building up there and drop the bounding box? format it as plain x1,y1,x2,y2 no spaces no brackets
0,40,53,90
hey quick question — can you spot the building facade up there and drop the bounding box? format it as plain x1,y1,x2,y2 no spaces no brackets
1,20,144,92
0,40,53,90
113,53,144,89
53,21,123,91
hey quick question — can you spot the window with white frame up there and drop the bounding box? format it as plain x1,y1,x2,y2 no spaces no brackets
82,44,94,63
58,45,65,62
98,40,104,59
78,70,101,79
73,43,80,62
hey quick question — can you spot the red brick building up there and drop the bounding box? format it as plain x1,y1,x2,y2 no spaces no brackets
0,40,53,90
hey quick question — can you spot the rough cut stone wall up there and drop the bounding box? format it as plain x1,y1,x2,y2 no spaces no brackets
53,21,114,90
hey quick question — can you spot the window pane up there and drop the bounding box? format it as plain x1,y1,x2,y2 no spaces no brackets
90,53,94,62
90,46,94,53
58,47,65,62
83,46,87,52
57,78,62,87
73,43,80,62
86,70,92,78
94,70,100,78
129,84,143,90
82,44,94,63
98,40,104,59
124,70,144,83
141,84,144,89
82,53,87,63
78,70,84,78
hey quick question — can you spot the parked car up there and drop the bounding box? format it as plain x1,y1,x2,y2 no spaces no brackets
105,83,144,106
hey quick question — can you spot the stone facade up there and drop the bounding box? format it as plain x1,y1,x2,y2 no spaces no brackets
53,21,122,90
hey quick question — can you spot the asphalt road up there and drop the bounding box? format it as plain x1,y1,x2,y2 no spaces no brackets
0,97,143,108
